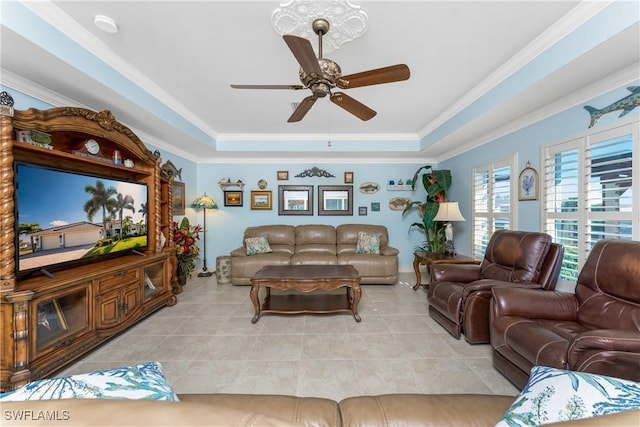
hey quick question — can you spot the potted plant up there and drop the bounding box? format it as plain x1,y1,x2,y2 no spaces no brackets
173,217,202,284
403,165,452,253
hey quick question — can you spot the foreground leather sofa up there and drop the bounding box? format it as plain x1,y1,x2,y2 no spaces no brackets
230,224,399,285
429,230,563,344
491,239,640,389
3,393,638,426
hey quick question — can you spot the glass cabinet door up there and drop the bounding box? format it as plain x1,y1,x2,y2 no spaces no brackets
33,285,90,356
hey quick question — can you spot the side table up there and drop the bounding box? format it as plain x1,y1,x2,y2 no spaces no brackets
413,252,480,290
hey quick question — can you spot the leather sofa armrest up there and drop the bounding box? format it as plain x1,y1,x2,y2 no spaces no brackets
491,287,578,320
230,247,247,257
462,280,542,299
431,264,481,283
568,329,640,356
380,246,399,256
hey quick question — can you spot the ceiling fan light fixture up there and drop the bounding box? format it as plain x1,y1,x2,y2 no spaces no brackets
94,15,118,34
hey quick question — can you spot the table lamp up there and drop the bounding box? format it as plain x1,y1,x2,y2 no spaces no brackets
191,193,218,277
433,202,465,255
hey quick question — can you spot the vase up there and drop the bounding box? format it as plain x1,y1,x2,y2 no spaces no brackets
176,257,194,286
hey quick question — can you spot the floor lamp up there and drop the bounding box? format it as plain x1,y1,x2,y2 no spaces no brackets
433,202,465,256
191,193,218,277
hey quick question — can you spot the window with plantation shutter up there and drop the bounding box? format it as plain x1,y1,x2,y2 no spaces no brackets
472,157,515,260
543,121,638,282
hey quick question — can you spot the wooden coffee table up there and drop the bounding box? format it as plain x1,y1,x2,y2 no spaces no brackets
250,264,362,323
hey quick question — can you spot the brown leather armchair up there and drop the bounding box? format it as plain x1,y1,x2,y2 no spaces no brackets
491,239,640,389
428,230,564,344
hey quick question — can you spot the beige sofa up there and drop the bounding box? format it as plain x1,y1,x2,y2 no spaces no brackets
3,393,637,426
230,224,399,285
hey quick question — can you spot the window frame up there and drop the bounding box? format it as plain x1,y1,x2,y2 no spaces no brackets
542,119,639,283
471,155,517,260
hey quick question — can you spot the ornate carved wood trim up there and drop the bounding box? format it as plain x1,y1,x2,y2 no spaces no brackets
0,113,16,290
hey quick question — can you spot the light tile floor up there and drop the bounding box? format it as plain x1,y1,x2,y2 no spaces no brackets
59,272,520,401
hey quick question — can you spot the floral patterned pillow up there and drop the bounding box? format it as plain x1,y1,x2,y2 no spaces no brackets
245,236,272,255
496,366,640,426
0,361,178,401
356,232,381,254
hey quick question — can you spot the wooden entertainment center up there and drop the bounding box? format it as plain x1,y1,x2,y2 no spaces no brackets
0,103,181,392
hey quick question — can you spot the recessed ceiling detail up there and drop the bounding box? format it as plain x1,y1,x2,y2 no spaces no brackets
271,0,368,54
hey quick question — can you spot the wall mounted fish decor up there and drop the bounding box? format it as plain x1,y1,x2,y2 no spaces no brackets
584,86,640,128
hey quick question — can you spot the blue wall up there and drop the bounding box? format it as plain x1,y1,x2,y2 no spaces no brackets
192,162,432,270
439,82,640,256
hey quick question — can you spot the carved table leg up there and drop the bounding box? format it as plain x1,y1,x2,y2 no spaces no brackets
413,255,423,290
250,283,260,324
351,283,362,322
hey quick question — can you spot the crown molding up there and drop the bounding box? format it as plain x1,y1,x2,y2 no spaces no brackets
434,62,639,163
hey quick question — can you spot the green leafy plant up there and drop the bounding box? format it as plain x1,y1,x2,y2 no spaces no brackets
402,165,452,253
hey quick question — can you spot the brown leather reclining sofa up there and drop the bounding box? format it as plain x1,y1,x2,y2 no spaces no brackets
491,239,640,389
3,393,638,426
429,230,563,344
230,224,399,285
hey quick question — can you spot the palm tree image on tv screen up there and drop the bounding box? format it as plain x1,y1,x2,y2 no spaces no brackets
16,163,148,274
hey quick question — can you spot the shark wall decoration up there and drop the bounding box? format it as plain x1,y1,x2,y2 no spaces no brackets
584,86,640,128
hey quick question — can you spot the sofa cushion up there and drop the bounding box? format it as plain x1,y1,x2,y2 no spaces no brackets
337,224,389,248
0,361,178,401
245,236,272,255
496,366,640,426
356,232,381,254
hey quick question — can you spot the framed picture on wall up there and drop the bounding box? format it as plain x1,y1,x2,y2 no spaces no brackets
278,185,313,215
344,172,354,184
277,171,289,181
172,181,185,215
224,190,243,207
518,162,539,201
250,191,272,210
318,185,353,216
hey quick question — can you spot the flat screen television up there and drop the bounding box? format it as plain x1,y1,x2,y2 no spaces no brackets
15,162,149,278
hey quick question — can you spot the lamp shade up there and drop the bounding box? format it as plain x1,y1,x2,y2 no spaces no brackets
191,193,218,209
433,202,465,222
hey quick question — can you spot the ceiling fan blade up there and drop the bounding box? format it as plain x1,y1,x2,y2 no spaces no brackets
330,92,377,121
336,64,410,89
231,84,305,90
283,35,323,78
288,96,317,122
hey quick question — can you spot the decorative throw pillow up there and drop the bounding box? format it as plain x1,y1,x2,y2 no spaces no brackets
245,235,272,255
496,366,640,426
0,361,179,401
356,232,381,254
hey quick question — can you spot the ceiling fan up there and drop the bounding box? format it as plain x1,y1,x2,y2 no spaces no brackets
231,18,410,122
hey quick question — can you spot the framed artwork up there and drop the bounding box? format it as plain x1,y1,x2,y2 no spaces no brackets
518,162,539,201
318,185,353,216
172,181,185,215
358,206,367,216
371,202,381,212
344,171,354,184
36,299,68,347
277,171,289,181
278,185,313,215
250,191,272,210
224,190,243,207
